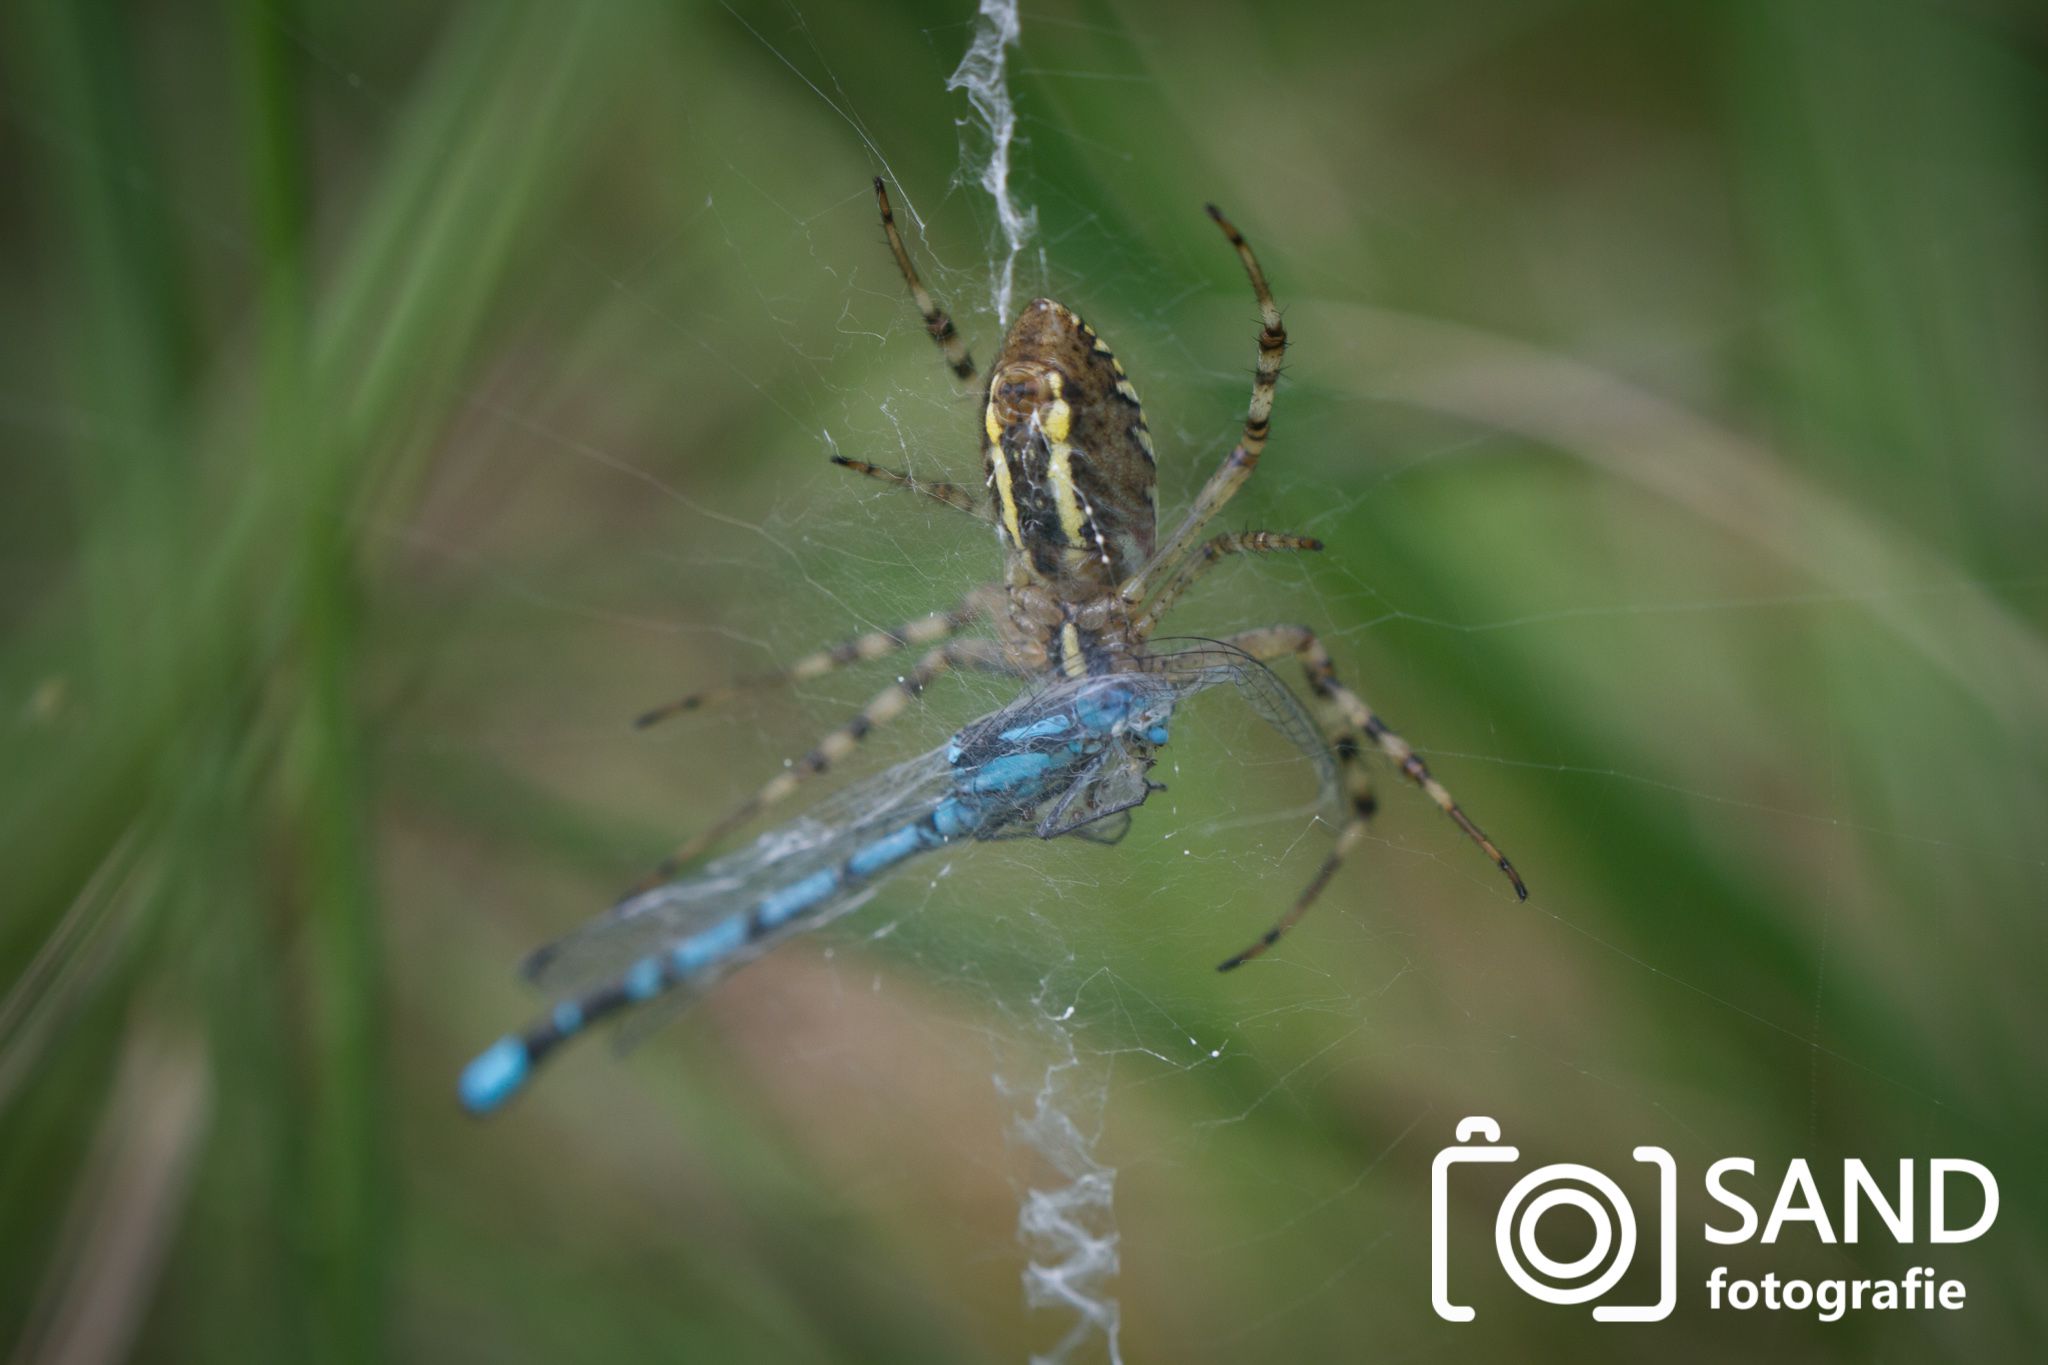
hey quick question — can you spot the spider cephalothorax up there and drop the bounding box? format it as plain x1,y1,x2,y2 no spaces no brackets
633,179,1527,968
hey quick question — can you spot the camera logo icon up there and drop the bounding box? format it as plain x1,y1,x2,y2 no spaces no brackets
1431,1116,1676,1322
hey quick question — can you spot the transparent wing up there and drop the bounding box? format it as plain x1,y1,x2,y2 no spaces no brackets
1034,750,1158,838
521,671,1185,1001
1063,809,1135,846
1146,637,1343,823
521,740,965,998
515,654,1333,1058
603,883,888,1057
971,744,1157,843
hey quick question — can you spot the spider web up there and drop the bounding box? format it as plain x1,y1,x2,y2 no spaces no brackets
3,0,2045,1361
295,4,2048,1362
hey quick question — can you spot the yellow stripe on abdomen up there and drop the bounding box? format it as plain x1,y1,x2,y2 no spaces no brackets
1045,432,1089,550
986,402,1025,548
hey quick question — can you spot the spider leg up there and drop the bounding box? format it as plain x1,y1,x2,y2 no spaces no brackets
1133,530,1321,639
829,455,987,519
1122,204,1286,607
628,637,1015,893
1213,623,1526,970
634,586,1002,728
875,178,977,383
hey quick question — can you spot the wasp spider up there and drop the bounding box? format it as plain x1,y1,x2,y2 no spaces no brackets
634,180,1525,968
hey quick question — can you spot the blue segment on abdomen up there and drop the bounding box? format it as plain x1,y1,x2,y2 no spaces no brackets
969,750,1055,795
624,956,664,1000
848,821,939,878
933,796,980,838
459,1036,529,1115
757,867,841,928
671,914,748,976
995,711,1075,745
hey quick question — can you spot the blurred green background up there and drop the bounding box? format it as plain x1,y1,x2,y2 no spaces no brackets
4,0,2046,1360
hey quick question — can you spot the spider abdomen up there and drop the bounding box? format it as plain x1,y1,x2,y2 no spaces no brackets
983,298,1157,592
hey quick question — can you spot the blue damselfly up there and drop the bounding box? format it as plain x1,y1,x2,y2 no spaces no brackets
459,643,1335,1113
